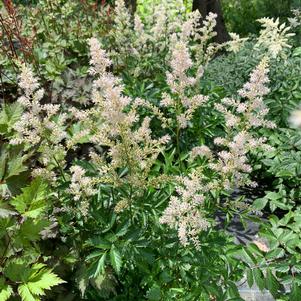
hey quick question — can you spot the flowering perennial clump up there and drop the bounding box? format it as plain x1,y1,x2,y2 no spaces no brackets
8,3,295,252
161,58,276,248
11,64,66,147
256,18,295,58
81,38,170,188
2,1,301,300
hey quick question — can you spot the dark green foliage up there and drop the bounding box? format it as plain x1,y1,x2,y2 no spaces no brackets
222,0,300,36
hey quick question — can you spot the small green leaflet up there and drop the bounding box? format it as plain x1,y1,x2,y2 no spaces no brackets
94,253,107,277
110,245,122,274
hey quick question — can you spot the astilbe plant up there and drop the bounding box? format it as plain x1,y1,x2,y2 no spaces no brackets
160,58,276,249
10,64,67,183
1,4,298,299
256,17,295,58
75,37,170,189
107,0,246,76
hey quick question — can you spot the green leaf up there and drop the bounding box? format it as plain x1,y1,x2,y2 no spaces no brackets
253,268,265,291
265,269,280,297
4,260,31,282
227,281,240,298
0,103,23,134
94,253,107,277
7,156,28,179
241,247,257,265
146,284,161,301
0,206,17,218
265,192,281,201
16,218,49,245
18,284,37,301
0,145,28,182
27,266,65,296
253,198,268,210
246,269,254,287
290,282,301,301
78,272,89,297
110,245,122,274
265,248,285,260
85,250,103,261
0,277,13,301
293,47,301,57
87,237,111,249
11,178,48,218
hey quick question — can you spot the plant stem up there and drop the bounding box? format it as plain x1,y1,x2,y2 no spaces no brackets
53,155,67,182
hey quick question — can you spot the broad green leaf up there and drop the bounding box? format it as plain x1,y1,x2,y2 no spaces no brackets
252,198,268,210
265,192,281,201
11,178,48,218
7,156,28,179
16,219,49,245
85,250,103,261
0,218,14,239
0,277,13,301
18,284,37,301
110,245,122,274
0,206,17,218
0,145,28,181
27,266,65,296
4,260,31,282
265,248,285,260
241,247,257,265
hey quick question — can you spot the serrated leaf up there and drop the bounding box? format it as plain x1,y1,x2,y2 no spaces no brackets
0,103,23,134
85,250,103,261
265,248,285,260
78,273,89,297
0,277,13,301
94,253,107,277
246,269,254,287
18,284,37,301
16,218,49,245
253,268,265,291
11,178,48,218
88,237,111,249
110,245,122,274
265,269,280,297
27,266,65,296
7,156,28,179
241,247,257,265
